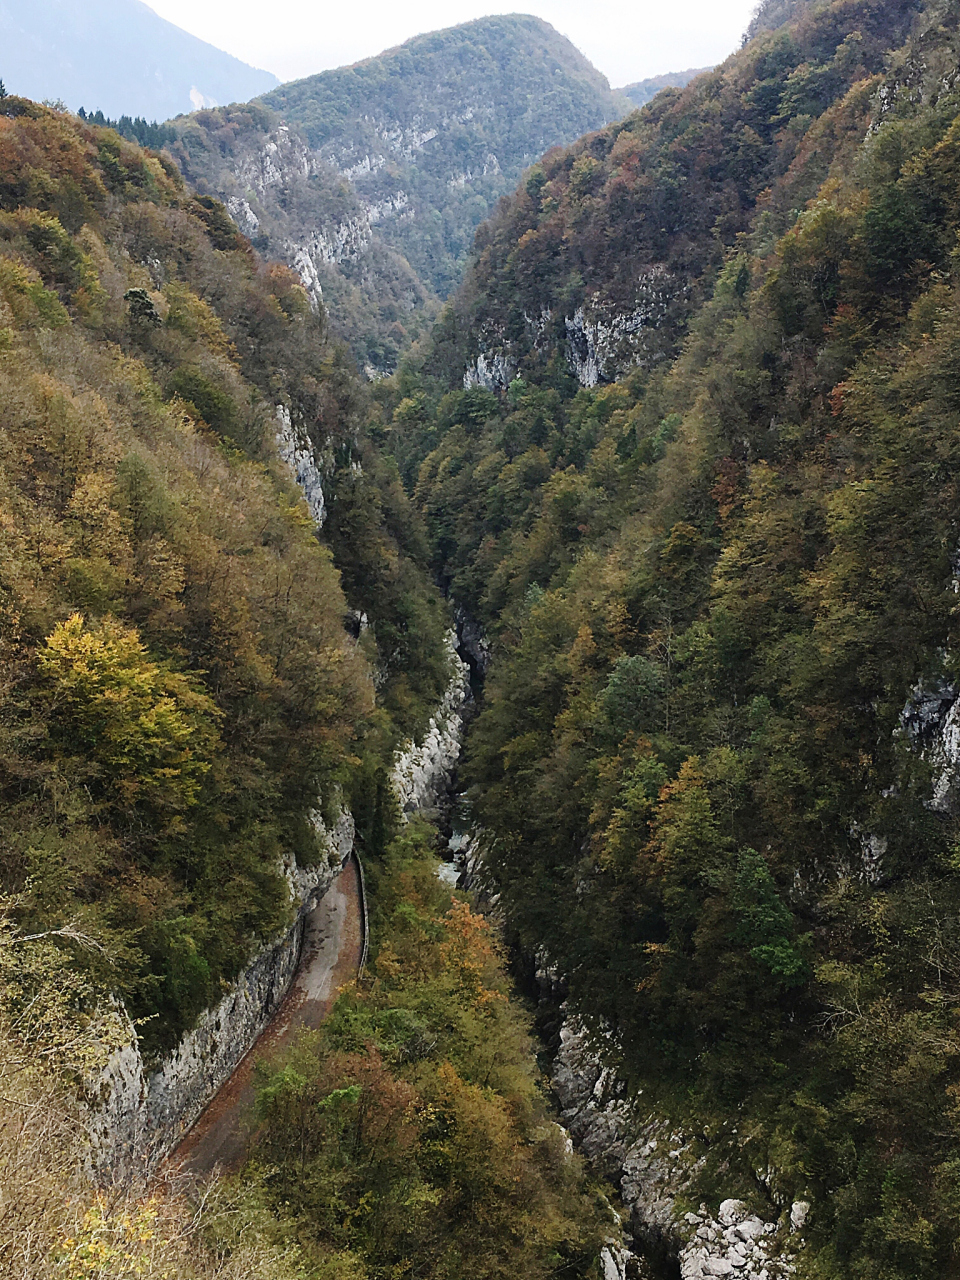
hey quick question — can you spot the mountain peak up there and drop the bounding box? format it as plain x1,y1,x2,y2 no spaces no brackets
170,14,625,374
0,0,279,119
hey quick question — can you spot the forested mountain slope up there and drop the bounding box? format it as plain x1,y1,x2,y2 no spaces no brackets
430,0,923,387
165,16,628,376
0,0,278,119
618,67,712,109
382,0,960,1273
0,94,451,1053
0,96,612,1280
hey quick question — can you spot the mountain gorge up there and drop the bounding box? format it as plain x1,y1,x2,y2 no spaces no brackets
383,0,960,1274
165,16,628,375
9,0,960,1277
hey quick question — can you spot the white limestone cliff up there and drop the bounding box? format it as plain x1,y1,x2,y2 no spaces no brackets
552,1015,805,1280
275,405,327,527
391,632,471,817
899,672,960,813
462,268,676,393
90,813,351,1178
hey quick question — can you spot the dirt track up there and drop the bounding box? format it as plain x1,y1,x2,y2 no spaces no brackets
168,856,364,1177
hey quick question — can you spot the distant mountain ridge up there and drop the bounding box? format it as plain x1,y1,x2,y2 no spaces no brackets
0,0,278,119
618,66,712,107
167,15,627,375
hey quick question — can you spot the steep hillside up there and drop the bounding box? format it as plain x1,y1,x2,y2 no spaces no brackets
166,16,626,375
0,95,451,1053
0,0,278,119
385,0,960,1274
0,96,616,1280
430,0,922,389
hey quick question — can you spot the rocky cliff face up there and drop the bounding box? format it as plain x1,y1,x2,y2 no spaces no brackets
275,405,328,526
166,16,626,375
391,632,471,821
900,671,960,815
91,810,353,1176
464,275,677,391
552,1018,806,1280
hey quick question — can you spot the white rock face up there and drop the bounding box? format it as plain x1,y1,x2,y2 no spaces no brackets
190,87,219,111
552,1017,800,1280
928,694,960,812
279,192,410,311
899,673,960,813
275,405,326,527
226,196,260,236
564,271,672,387
462,267,675,392
91,839,346,1177
288,243,325,309
391,632,471,816
224,124,412,316
327,107,490,170
601,1242,636,1280
285,805,355,904
448,155,501,188
464,349,515,392
232,124,314,200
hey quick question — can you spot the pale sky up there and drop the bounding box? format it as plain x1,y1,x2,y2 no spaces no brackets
145,0,758,90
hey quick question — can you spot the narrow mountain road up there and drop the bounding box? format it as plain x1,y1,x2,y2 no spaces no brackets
169,855,364,1177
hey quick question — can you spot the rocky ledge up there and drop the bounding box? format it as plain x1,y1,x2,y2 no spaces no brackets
90,802,357,1179
553,1017,806,1280
391,632,471,820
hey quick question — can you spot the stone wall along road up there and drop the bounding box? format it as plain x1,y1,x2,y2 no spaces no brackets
169,855,364,1177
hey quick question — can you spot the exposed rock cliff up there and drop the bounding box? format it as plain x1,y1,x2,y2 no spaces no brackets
552,1017,806,1280
91,811,353,1176
275,405,327,526
166,16,626,374
461,268,681,391
391,632,471,820
900,672,960,814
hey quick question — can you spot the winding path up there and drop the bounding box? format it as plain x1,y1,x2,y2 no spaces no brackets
169,855,364,1177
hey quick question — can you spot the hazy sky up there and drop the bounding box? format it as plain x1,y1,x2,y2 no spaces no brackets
145,0,758,89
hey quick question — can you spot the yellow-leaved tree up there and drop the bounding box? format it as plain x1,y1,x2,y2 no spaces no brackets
37,614,220,825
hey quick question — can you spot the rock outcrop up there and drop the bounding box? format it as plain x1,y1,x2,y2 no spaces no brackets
454,606,491,680
900,671,960,814
462,271,676,392
391,632,471,819
275,404,327,527
552,1017,805,1280
91,813,352,1178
